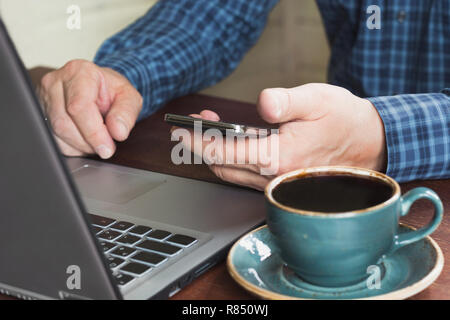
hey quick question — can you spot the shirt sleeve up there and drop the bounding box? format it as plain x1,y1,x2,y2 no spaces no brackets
368,89,450,182
94,0,279,120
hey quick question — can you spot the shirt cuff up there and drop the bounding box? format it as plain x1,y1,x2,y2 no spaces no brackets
94,53,157,121
368,92,449,182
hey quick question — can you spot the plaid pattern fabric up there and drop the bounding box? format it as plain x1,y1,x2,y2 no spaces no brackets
369,92,449,182
94,0,450,182
94,0,279,120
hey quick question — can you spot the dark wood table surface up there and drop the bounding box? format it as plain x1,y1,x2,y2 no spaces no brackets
2,94,448,300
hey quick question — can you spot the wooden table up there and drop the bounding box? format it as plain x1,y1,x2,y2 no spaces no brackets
1,94,448,300
106,94,450,300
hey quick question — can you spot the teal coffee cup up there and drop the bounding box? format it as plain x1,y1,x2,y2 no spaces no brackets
265,166,443,287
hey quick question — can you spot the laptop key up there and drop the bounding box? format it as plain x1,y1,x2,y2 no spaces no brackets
167,234,197,247
111,246,136,258
89,214,115,227
147,229,171,240
115,273,134,286
106,256,125,269
120,262,151,275
98,229,122,241
116,234,140,245
129,225,152,235
110,221,134,231
137,240,182,256
131,251,167,266
99,241,116,252
92,226,102,234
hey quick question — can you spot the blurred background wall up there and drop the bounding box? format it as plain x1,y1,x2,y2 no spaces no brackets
0,0,330,103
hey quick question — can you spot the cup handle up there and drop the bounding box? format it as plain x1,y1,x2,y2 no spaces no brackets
391,187,443,253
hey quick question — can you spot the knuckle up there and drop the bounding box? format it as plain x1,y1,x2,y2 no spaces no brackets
211,166,225,180
63,60,80,74
63,59,92,74
306,83,336,105
284,88,293,109
51,117,70,136
66,100,84,116
40,72,54,89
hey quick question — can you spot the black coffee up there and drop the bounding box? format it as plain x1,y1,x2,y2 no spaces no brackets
272,175,393,213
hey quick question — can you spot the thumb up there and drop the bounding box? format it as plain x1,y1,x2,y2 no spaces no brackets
105,87,143,141
257,85,325,123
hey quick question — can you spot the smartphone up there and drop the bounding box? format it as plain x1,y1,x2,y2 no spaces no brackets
164,113,270,136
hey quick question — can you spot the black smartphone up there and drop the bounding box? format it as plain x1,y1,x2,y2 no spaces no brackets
164,113,270,136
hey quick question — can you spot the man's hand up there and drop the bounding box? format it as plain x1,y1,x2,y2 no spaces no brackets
37,59,143,158
177,83,386,190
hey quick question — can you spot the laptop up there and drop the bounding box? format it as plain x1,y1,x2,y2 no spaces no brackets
0,18,265,300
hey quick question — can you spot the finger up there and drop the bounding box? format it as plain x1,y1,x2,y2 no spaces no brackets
185,113,249,164
199,109,220,121
172,112,278,174
64,75,116,159
169,113,203,135
182,111,276,168
188,110,220,122
207,130,276,169
257,84,328,123
105,86,143,141
45,81,94,154
54,135,86,157
209,165,271,191
175,122,274,173
96,70,112,116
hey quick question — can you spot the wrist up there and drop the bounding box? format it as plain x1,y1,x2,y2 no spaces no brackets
360,98,387,172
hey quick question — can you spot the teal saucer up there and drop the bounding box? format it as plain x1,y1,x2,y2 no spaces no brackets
227,225,443,300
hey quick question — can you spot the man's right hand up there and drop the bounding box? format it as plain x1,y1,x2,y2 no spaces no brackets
37,59,143,158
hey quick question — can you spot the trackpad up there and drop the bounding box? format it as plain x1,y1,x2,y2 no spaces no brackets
72,165,165,204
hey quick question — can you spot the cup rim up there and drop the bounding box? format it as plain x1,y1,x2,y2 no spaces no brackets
265,166,401,218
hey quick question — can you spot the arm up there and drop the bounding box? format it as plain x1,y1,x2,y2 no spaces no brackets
37,0,278,159
368,89,450,182
175,85,449,191
94,0,279,120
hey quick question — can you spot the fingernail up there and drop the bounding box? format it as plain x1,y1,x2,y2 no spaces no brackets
270,90,283,118
96,145,113,159
116,117,129,138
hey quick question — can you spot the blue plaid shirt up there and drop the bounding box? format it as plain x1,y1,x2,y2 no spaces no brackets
94,0,450,183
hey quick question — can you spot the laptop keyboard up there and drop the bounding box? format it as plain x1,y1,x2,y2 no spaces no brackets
89,214,197,288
